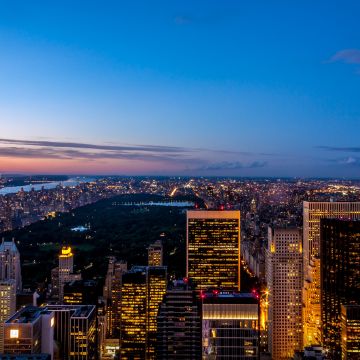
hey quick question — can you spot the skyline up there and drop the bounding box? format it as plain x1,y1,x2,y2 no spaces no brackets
1,1,360,177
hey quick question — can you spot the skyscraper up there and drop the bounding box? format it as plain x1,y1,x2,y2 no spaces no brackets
0,239,22,292
45,304,97,360
58,246,81,302
266,227,303,360
320,219,360,358
186,210,240,291
201,291,260,359
148,240,163,267
0,280,16,353
156,279,201,360
120,266,167,360
341,304,360,360
302,201,360,346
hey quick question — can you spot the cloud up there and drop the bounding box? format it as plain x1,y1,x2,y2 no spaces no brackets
317,146,360,153
327,156,360,167
0,138,186,153
329,49,360,64
194,160,267,171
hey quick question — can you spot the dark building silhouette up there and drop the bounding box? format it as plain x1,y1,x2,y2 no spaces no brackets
156,279,201,359
320,219,360,358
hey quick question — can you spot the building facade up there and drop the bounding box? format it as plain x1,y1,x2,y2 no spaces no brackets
266,227,303,360
302,201,360,346
320,219,360,358
156,279,201,359
148,240,163,267
3,306,54,359
120,266,167,360
0,280,16,353
341,304,360,360
201,291,259,359
187,210,240,291
0,239,22,292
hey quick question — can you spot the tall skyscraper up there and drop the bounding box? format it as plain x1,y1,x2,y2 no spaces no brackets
302,201,360,346
156,279,201,360
46,304,97,360
148,240,163,266
3,306,54,359
103,257,127,337
0,280,16,353
320,219,360,358
266,227,303,360
0,239,22,292
120,266,167,360
341,304,360,360
58,246,81,302
186,210,240,291
201,291,260,359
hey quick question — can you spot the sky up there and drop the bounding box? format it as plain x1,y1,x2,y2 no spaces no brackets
0,1,359,177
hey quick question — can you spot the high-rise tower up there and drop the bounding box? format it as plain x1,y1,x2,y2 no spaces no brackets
148,240,163,267
58,246,81,302
186,210,240,291
120,266,167,359
302,201,360,346
320,219,360,358
266,227,303,360
0,239,22,292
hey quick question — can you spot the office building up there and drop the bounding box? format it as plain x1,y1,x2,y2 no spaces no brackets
3,306,54,359
63,280,98,305
103,258,127,338
120,266,167,360
302,201,360,346
341,304,360,360
148,240,163,266
0,239,22,292
201,291,259,359
320,219,360,357
156,279,201,360
58,247,81,302
186,210,240,291
266,227,303,360
46,304,97,360
0,280,16,353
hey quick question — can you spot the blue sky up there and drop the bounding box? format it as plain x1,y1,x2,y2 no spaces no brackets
0,1,359,176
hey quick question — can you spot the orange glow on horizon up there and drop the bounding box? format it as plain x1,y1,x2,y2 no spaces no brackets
0,156,182,175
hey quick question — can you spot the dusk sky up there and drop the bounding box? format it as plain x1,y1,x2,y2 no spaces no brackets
0,1,359,177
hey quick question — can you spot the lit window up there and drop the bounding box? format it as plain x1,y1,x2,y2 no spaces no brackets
10,329,19,338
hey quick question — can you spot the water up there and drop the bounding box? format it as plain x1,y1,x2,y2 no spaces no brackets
121,201,194,207
0,177,96,195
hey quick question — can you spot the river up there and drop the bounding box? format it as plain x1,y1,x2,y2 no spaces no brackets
0,177,97,195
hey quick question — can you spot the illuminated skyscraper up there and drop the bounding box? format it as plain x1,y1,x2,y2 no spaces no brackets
148,240,163,266
201,291,259,359
58,247,81,302
320,219,360,358
266,227,303,360
186,210,240,291
341,304,360,360
0,239,22,292
156,279,201,360
302,201,360,346
103,258,127,337
120,266,167,360
0,280,16,353
46,304,97,360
